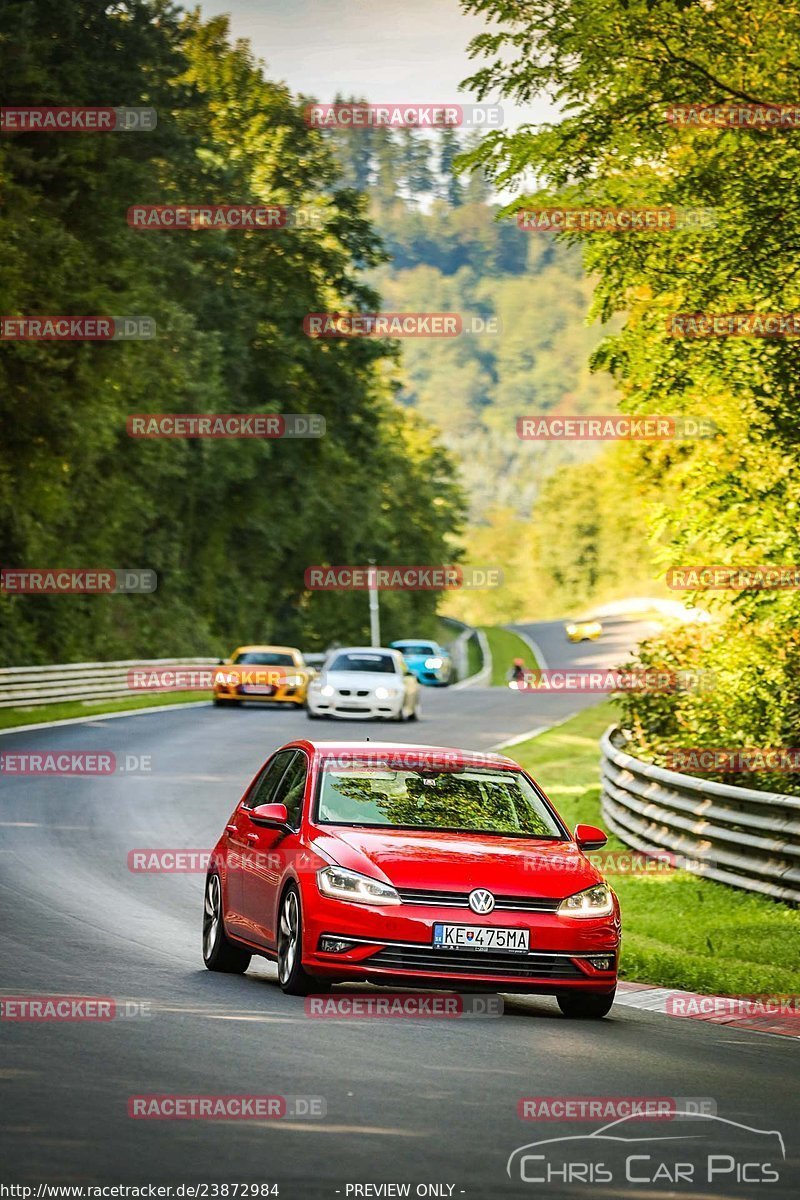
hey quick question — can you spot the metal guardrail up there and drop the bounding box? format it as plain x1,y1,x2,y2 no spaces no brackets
0,658,218,709
439,618,491,687
600,725,800,905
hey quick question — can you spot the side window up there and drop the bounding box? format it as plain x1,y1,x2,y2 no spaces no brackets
244,750,294,810
272,751,308,830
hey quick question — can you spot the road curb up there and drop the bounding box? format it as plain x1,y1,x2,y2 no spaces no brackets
617,981,800,1039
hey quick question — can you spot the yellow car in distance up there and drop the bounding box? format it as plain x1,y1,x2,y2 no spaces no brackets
565,619,603,643
212,645,314,708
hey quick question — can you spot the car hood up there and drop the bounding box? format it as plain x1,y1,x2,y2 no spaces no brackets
311,826,602,898
319,671,401,690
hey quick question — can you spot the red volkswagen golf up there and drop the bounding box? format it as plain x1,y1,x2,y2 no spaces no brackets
203,740,621,1017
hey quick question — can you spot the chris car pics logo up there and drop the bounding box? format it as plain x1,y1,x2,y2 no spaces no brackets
507,1112,785,1186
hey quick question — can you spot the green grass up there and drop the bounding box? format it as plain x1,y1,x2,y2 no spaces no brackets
464,632,483,679
0,690,209,730
481,625,541,686
513,701,800,995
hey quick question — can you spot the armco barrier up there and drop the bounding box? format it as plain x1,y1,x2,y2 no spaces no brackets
0,658,219,709
600,726,800,905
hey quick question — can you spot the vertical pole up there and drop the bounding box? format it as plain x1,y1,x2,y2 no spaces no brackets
368,564,381,647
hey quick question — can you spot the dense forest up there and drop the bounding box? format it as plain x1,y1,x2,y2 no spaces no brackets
0,2,464,663
458,0,800,789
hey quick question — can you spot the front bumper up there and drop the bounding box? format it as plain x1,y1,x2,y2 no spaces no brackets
213,682,306,704
302,893,619,993
307,691,403,719
410,667,450,686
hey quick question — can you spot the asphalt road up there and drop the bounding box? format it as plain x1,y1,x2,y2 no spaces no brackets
1,620,797,1198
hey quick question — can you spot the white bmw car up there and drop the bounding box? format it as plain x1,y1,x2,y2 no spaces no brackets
306,647,420,721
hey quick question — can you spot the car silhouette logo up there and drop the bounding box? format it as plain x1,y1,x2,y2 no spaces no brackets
468,889,495,914
507,1111,786,1182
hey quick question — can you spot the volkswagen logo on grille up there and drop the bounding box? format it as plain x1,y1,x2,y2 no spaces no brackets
468,888,495,914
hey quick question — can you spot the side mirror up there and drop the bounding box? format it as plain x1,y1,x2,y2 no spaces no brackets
249,803,289,828
574,823,607,851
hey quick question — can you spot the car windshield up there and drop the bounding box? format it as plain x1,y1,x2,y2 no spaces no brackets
233,651,296,666
329,653,397,673
316,766,564,838
397,644,437,656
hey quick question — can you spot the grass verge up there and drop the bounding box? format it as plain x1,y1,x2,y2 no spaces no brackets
0,691,209,731
513,701,800,995
481,626,540,686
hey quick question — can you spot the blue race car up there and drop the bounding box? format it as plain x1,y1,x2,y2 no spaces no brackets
389,639,454,686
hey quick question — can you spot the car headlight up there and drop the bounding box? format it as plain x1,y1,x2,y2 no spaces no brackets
424,657,443,669
374,685,400,700
557,883,613,918
317,866,400,906
565,624,577,635
284,675,303,687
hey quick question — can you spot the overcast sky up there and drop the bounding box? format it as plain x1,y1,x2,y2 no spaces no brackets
196,0,552,130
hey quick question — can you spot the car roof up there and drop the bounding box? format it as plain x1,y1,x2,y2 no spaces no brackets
390,638,437,646
231,644,302,655
328,646,398,655
275,739,520,769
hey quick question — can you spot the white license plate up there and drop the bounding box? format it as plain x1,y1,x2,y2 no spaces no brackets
242,684,275,695
433,924,529,953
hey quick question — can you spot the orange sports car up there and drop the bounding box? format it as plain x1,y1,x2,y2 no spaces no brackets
212,645,315,708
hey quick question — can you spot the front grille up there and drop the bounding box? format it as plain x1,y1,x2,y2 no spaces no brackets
337,689,371,698
366,945,583,980
396,887,560,912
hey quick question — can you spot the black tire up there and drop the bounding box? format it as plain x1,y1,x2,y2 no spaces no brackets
277,885,328,996
557,989,616,1019
203,872,251,973
306,709,322,720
